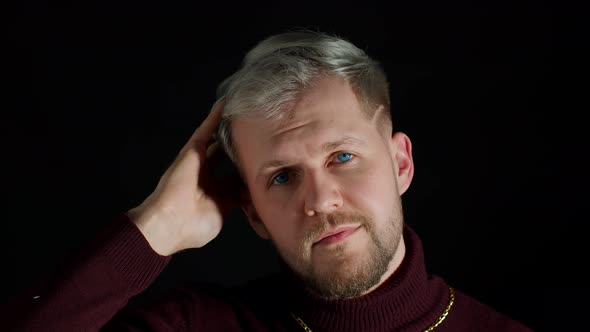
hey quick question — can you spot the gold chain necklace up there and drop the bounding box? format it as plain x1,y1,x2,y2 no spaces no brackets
291,287,455,332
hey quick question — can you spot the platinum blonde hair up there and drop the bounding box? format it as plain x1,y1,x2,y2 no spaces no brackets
215,30,391,171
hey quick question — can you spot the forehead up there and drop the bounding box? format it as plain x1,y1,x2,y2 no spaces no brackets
231,76,378,174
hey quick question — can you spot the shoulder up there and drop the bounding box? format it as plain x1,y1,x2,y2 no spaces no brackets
184,275,288,329
228,274,286,312
161,274,285,314
116,279,281,331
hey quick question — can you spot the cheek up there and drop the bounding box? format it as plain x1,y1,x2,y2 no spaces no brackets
251,197,302,251
346,160,397,219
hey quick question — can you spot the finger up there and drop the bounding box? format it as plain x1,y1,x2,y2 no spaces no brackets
177,101,224,160
184,98,225,152
206,141,220,159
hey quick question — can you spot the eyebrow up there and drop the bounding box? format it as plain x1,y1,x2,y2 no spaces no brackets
255,135,367,180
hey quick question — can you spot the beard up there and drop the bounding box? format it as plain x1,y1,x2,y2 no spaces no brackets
271,203,404,300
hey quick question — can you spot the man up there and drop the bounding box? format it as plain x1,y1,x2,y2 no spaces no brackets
6,30,532,331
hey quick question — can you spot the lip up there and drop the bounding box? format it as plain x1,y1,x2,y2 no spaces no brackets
313,225,361,246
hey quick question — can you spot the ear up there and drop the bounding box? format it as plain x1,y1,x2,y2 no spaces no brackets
390,132,414,195
240,189,271,240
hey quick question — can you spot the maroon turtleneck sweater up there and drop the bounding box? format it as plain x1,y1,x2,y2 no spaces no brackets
3,214,532,331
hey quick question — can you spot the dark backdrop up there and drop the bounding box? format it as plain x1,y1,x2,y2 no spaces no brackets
4,1,588,331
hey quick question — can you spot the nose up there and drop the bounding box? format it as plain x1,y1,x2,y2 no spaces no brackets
302,171,343,216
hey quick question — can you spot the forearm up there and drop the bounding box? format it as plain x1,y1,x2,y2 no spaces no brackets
5,214,171,332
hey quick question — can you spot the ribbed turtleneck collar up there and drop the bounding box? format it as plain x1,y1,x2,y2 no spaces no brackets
284,225,450,332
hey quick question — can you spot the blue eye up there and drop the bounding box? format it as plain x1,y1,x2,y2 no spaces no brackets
270,153,355,186
336,153,353,162
272,172,290,185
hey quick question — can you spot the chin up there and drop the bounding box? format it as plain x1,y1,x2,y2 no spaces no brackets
307,253,383,299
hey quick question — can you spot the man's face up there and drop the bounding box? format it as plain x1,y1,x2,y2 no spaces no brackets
232,76,413,299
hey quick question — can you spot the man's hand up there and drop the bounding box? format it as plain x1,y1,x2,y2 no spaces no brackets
127,99,244,256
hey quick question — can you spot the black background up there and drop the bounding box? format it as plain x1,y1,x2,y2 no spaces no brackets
4,0,588,331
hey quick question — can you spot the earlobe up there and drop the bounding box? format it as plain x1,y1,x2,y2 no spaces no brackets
240,191,271,240
391,132,414,195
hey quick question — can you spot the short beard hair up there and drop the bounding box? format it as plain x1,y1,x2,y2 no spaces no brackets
272,206,403,300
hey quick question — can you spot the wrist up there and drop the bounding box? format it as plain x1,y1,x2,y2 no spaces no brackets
127,204,177,256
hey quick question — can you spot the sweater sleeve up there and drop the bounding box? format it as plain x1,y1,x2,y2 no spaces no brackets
4,214,173,332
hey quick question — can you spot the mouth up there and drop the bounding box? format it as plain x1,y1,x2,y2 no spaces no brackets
313,225,361,246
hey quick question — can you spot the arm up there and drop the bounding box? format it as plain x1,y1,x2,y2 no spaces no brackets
5,214,171,332
4,99,245,331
